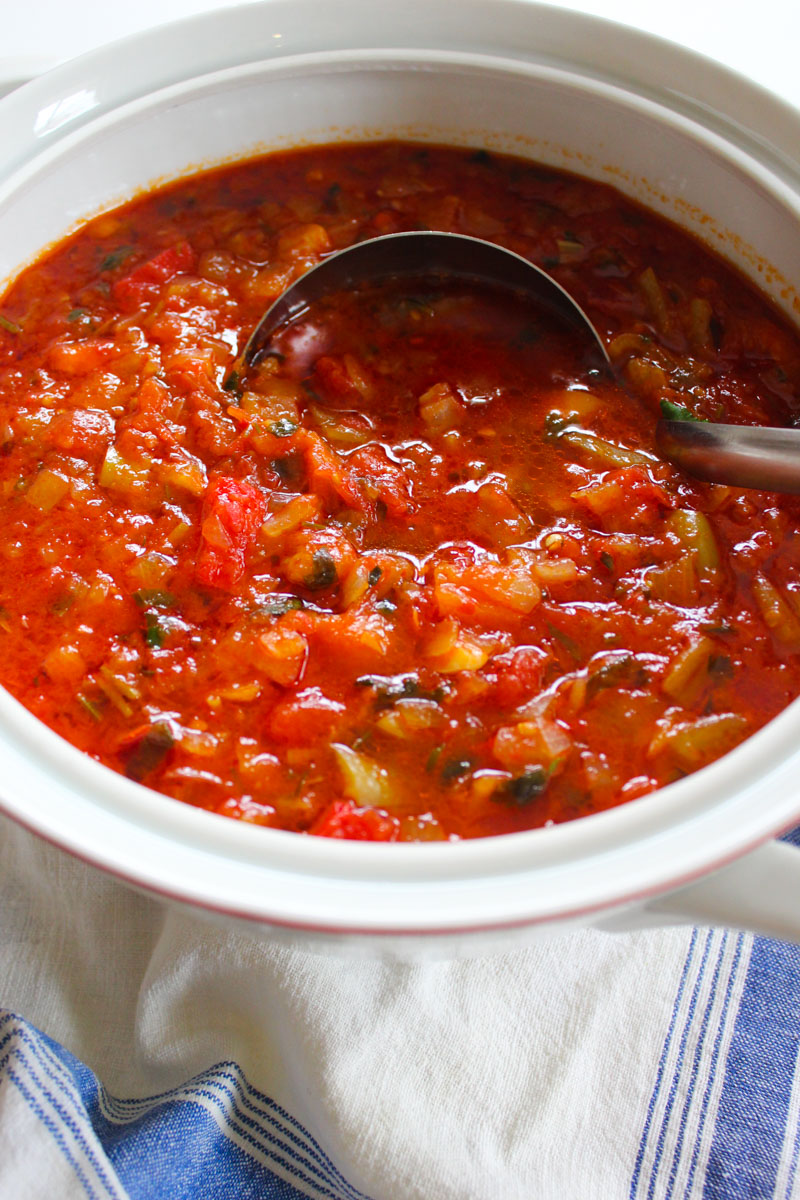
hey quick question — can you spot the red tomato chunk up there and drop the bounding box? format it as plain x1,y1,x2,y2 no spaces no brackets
196,476,267,591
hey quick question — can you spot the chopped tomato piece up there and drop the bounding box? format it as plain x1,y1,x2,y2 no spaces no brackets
310,799,400,841
349,444,414,517
47,339,121,375
275,222,331,260
112,242,196,307
572,467,672,530
46,409,114,460
268,686,346,743
313,353,374,401
485,646,548,707
195,475,266,590
281,526,356,592
302,429,369,511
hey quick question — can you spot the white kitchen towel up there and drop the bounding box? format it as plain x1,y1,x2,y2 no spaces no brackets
1,811,799,1200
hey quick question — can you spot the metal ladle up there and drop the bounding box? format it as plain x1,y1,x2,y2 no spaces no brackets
231,230,800,493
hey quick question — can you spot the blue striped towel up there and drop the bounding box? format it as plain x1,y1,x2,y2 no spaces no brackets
1,813,799,1199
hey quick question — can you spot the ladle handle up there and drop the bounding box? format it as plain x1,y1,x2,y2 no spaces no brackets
657,419,800,492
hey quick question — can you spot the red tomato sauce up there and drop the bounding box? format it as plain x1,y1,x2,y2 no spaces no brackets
1,141,800,841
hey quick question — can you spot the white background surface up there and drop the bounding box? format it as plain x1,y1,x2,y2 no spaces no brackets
1,0,799,113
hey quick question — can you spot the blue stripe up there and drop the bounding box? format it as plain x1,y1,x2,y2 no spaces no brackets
98,1074,337,1197
1,1027,119,1197
4,1064,104,1199
663,933,733,1199
702,937,800,1199
680,935,746,1200
631,929,700,1199
647,930,716,1200
94,1099,317,1200
97,1062,366,1200
0,1010,370,1200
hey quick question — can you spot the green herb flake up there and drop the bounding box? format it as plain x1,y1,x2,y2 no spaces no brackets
67,308,90,323
123,721,175,782
586,653,648,700
51,593,75,616
375,599,397,615
223,369,241,395
660,399,703,423
441,757,474,783
0,314,22,335
546,622,582,662
305,548,337,591
323,182,341,210
354,672,443,710
259,594,304,616
270,418,299,438
78,693,104,722
99,246,134,273
367,566,382,587
600,551,615,572
144,612,168,648
502,767,549,807
426,746,443,772
708,654,734,680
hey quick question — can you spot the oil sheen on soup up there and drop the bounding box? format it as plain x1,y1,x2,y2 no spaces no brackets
1,142,800,842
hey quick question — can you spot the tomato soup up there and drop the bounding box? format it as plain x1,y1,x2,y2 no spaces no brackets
1,142,800,841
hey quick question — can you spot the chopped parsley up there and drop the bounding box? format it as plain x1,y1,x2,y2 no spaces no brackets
99,245,134,272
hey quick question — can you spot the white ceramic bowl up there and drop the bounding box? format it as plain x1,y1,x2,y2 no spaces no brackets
1,0,800,956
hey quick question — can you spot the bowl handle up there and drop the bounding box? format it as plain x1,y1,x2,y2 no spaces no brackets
599,840,800,944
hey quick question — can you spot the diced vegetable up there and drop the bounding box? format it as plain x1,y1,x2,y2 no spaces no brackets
375,698,444,738
24,469,70,511
99,445,152,497
196,476,266,590
638,266,670,332
310,799,400,841
646,555,699,607
667,510,720,581
492,716,570,770
650,713,747,767
112,242,195,307
331,743,393,807
418,382,464,433
255,627,308,686
752,573,800,645
550,424,655,470
662,637,715,705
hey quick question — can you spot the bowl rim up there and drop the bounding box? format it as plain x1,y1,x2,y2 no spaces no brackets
1,5,800,936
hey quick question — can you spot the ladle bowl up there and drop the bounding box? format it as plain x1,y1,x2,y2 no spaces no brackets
231,230,800,494
229,230,611,383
